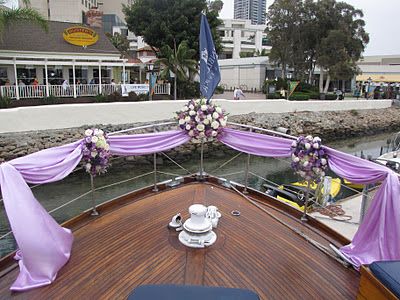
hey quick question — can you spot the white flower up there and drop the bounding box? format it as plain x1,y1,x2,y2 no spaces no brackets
93,128,99,135
293,157,300,162
85,163,91,171
179,119,185,125
224,116,228,121
181,106,189,112
189,104,194,110
199,132,205,138
211,121,220,129
313,143,320,149
305,143,311,150
306,135,313,140
91,136,99,143
185,124,191,130
313,137,321,143
212,112,219,119
196,124,205,131
91,151,97,158
299,171,306,177
85,129,93,136
189,110,196,116
212,130,218,137
189,130,195,137
321,171,325,177
321,158,327,165
303,161,309,167
185,116,191,122
195,116,201,122
98,129,104,136
105,144,110,151
220,120,226,127
216,107,222,114
203,119,210,125
201,105,208,111
207,114,212,121
291,141,297,147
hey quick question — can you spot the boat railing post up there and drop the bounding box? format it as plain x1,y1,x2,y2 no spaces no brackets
359,184,369,223
153,126,159,192
301,180,311,221
199,140,205,180
90,174,99,216
243,128,252,194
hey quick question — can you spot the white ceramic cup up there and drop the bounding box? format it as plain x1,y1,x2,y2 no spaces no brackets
207,205,218,219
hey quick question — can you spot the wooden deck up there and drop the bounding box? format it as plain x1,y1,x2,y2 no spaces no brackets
0,180,360,299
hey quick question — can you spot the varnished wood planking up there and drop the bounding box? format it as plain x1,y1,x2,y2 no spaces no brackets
0,182,359,299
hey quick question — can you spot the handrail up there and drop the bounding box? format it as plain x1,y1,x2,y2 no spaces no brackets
227,121,297,140
107,121,176,136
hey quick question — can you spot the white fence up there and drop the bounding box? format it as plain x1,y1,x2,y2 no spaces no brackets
0,83,171,99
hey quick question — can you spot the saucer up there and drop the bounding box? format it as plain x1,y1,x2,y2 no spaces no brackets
183,219,212,233
183,222,212,233
178,231,217,248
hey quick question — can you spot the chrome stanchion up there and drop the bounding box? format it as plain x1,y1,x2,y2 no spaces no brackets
153,127,159,192
90,174,99,216
359,184,369,223
243,128,252,194
199,140,205,180
301,180,311,221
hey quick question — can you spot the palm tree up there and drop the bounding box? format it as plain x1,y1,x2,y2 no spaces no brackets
157,40,198,100
0,0,48,38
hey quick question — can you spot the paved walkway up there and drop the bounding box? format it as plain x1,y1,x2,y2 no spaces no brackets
212,91,266,100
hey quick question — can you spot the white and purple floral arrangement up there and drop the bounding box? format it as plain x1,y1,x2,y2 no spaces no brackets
291,135,328,181
82,128,111,176
176,99,227,143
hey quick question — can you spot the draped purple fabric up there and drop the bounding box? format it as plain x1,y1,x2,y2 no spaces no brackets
218,127,293,157
0,131,190,291
109,130,190,156
221,127,400,269
0,140,82,291
325,147,400,268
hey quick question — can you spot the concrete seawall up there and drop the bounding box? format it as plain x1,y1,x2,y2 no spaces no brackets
0,99,392,134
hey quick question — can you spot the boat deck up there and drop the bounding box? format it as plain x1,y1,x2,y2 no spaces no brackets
0,181,359,299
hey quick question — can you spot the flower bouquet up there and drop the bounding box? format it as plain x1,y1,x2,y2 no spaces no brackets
82,128,111,176
291,135,328,182
176,99,227,143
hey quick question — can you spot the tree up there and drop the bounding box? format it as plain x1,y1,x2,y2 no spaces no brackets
208,0,224,12
157,40,198,100
106,32,130,57
0,0,48,38
123,0,222,61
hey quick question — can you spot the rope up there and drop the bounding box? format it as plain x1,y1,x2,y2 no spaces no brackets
313,204,352,221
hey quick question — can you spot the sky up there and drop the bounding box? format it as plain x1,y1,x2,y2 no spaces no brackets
221,0,400,56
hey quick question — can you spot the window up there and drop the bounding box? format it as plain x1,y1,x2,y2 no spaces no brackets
93,68,111,84
17,67,37,85
0,67,7,85
69,67,88,84
120,28,128,37
43,67,63,85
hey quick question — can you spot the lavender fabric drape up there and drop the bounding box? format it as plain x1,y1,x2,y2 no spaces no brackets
220,128,400,268
0,140,82,291
219,127,293,157
0,131,190,291
109,130,190,156
325,147,400,268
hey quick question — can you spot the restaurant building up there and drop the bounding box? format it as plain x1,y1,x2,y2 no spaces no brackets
0,20,169,100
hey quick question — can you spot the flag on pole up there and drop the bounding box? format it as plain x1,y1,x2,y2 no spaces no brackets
199,13,220,102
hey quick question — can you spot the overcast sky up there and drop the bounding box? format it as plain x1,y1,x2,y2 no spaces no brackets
221,0,400,56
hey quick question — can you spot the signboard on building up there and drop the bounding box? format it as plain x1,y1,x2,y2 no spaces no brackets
63,26,99,47
121,84,149,96
86,8,103,28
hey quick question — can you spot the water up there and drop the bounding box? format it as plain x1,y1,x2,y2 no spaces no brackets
0,131,395,257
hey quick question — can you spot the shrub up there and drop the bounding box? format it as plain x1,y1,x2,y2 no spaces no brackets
289,92,310,101
266,93,282,99
215,85,224,94
127,91,139,101
309,92,320,99
94,94,107,103
0,96,12,108
41,94,58,105
107,91,122,102
138,93,149,101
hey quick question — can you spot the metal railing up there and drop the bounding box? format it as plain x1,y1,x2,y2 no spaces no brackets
0,122,376,258
0,83,171,100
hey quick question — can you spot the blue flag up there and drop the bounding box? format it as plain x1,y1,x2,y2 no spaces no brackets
199,13,220,102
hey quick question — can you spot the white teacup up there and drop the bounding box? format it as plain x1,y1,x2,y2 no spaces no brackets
206,205,218,219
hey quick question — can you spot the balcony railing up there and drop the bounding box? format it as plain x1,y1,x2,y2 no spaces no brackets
0,83,171,100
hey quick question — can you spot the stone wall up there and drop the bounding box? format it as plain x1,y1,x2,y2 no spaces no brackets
1,106,400,163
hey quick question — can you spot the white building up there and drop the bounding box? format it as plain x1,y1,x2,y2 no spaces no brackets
219,19,270,59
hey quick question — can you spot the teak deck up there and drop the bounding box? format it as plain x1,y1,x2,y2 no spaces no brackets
0,180,360,299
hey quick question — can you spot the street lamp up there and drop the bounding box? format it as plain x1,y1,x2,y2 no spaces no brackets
148,63,154,101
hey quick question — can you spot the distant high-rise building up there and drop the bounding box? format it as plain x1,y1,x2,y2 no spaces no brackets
234,0,266,25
